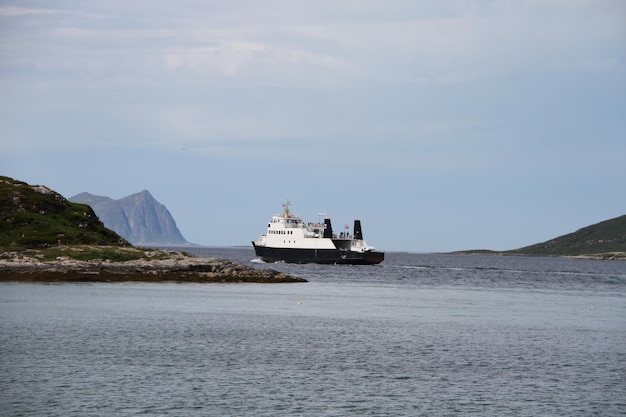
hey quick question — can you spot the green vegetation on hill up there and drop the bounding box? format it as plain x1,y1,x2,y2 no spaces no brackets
0,176,129,249
506,215,626,258
456,215,626,259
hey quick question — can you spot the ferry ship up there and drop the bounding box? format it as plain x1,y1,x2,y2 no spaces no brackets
252,201,384,265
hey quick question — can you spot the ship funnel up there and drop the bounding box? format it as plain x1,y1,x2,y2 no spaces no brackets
354,220,363,240
323,218,333,238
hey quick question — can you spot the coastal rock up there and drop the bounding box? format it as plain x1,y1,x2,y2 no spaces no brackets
0,255,306,283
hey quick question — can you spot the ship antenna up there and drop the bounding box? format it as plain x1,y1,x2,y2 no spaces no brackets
282,199,291,218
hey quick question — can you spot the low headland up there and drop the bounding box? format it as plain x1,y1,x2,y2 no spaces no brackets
0,176,305,283
453,214,626,260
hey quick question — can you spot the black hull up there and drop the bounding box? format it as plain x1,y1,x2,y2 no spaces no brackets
252,243,384,265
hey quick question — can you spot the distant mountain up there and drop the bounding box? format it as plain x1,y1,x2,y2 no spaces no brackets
70,190,188,246
0,176,128,248
505,214,626,258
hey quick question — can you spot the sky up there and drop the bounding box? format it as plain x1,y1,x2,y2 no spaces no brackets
1,0,625,252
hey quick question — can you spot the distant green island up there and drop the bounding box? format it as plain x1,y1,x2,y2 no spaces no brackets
454,215,626,260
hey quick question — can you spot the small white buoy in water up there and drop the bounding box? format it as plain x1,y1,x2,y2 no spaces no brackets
297,301,302,305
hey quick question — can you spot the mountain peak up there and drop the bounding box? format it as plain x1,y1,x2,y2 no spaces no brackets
70,190,188,246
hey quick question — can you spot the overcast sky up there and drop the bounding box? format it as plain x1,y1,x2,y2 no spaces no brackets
1,0,625,252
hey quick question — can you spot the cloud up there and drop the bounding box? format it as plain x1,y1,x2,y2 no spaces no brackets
0,6,59,17
164,41,266,77
0,5,105,20
153,2,624,84
2,1,622,88
164,40,355,80
1,1,624,152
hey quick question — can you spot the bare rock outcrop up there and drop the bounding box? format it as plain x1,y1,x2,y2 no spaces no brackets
0,254,306,283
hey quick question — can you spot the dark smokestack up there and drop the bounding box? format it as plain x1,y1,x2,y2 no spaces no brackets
354,220,363,240
323,218,333,238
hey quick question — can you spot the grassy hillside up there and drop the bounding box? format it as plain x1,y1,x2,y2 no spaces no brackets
506,215,626,258
0,176,129,249
452,215,626,259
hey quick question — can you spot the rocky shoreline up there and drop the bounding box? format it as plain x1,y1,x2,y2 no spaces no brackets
0,252,306,283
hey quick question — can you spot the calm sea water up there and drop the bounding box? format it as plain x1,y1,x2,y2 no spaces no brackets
1,248,625,416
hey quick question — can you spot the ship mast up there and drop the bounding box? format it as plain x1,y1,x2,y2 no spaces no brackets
282,199,291,218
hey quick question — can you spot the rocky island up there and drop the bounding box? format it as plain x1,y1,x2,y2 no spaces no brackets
0,176,305,283
0,246,305,283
